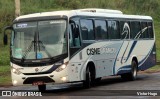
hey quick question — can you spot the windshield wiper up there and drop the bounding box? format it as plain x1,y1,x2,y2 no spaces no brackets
21,32,37,62
38,41,52,58
37,31,52,59
21,30,53,63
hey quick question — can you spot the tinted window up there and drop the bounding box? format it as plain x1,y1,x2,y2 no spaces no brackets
80,19,94,40
148,22,154,38
108,20,120,39
69,23,81,47
130,21,141,39
120,21,130,39
95,20,108,39
141,22,149,38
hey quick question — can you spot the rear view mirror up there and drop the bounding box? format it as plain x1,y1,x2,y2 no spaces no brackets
3,26,13,45
3,34,8,45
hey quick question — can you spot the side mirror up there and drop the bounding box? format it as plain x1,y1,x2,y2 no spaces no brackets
3,26,13,45
3,34,8,45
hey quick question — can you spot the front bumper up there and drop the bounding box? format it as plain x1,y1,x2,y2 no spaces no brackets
11,71,69,86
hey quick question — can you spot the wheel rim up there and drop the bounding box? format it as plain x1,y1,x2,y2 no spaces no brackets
132,62,137,78
133,66,137,77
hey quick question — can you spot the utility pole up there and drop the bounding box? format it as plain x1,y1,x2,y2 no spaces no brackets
15,0,20,18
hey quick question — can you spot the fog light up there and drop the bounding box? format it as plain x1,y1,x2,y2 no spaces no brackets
13,80,17,85
61,77,67,81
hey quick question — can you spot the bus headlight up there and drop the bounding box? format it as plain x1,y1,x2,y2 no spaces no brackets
11,67,22,75
55,62,68,72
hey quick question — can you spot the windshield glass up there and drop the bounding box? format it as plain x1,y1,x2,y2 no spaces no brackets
12,20,67,60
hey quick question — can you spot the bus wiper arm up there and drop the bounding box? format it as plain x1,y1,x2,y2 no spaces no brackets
38,40,52,59
37,31,52,59
21,32,37,62
21,41,34,62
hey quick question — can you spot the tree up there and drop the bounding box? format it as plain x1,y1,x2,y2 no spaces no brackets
15,0,20,17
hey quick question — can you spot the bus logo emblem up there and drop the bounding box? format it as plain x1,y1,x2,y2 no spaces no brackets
35,68,39,72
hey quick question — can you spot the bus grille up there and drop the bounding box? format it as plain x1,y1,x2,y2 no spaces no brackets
23,76,54,84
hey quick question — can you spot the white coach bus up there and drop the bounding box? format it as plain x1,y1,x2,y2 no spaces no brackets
3,8,156,91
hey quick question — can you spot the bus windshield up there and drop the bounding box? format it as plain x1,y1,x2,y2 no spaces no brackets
12,20,67,60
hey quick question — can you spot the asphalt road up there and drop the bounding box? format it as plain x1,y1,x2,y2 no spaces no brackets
0,72,160,99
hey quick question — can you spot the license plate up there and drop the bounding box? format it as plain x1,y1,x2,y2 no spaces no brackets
32,81,44,85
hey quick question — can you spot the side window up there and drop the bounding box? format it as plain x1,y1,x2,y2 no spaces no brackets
120,21,130,39
80,19,94,40
130,21,141,39
141,22,149,38
108,20,120,39
69,22,81,47
148,22,154,38
95,20,108,39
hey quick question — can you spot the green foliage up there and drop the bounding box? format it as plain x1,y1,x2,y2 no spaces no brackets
0,0,14,32
0,65,11,85
0,0,160,67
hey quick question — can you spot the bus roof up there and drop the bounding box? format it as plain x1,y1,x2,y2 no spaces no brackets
15,8,152,21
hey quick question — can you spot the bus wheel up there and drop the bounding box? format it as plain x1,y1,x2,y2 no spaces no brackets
38,84,46,92
121,60,138,81
95,77,101,83
83,66,92,88
130,60,138,80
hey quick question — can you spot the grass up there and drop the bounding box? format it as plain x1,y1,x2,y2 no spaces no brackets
0,65,11,86
139,65,160,74
148,65,160,71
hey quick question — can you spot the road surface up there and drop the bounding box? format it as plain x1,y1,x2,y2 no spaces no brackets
0,72,160,99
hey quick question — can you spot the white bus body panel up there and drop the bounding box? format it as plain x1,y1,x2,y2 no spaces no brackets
11,9,156,86
69,39,155,81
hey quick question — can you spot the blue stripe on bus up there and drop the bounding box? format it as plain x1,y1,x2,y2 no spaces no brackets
125,41,137,62
117,65,131,75
117,43,156,75
138,44,156,70
120,41,137,64
113,41,137,75
113,41,124,75
120,42,129,64
117,45,151,75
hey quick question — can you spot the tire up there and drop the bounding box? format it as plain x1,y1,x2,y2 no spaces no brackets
95,77,101,83
130,60,138,80
121,60,138,81
83,66,93,88
38,84,46,92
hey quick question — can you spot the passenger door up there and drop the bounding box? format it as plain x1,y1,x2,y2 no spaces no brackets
69,20,81,57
